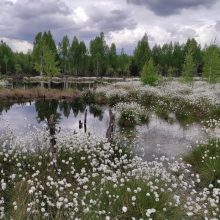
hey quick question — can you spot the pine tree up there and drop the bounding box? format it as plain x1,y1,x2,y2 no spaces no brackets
182,48,195,83
133,34,151,74
58,35,70,74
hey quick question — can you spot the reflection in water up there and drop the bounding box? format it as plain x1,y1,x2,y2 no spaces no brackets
35,100,61,122
0,101,216,159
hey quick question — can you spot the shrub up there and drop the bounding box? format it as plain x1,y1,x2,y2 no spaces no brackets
118,109,136,128
141,58,159,86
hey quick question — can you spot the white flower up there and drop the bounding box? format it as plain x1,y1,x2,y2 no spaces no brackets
122,206,128,213
146,208,156,217
1,183,6,190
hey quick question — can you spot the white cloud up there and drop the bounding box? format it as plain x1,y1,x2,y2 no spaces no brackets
73,7,89,24
195,24,218,46
107,27,145,47
0,37,33,53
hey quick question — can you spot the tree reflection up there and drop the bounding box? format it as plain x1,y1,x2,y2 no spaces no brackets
70,97,86,117
35,100,61,156
89,104,103,121
59,101,71,118
35,100,61,122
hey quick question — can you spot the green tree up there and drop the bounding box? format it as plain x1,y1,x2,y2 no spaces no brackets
32,31,59,76
107,43,118,76
118,48,130,76
182,47,195,83
70,36,79,75
90,32,108,76
34,49,59,77
141,58,159,85
0,41,14,74
43,31,57,55
129,59,139,76
15,64,22,75
202,45,220,83
58,35,70,74
184,38,202,76
77,41,87,76
172,42,185,77
14,52,32,75
133,34,151,74
3,55,9,74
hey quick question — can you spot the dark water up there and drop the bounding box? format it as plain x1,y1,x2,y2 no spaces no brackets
0,100,209,158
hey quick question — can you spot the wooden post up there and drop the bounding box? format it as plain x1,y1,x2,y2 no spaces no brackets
106,108,115,141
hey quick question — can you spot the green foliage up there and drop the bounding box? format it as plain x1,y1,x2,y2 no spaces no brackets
141,58,159,85
133,34,151,74
43,50,60,77
184,139,220,187
58,35,70,74
129,59,139,76
15,64,22,75
69,36,87,76
202,44,220,83
0,41,14,74
0,32,215,78
182,47,195,83
184,38,202,74
108,43,118,73
90,32,108,76
32,31,59,76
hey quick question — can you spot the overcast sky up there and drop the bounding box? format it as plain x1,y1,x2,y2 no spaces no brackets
0,0,219,54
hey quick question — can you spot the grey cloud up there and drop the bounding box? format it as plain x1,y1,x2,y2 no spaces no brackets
88,8,137,32
13,0,71,19
0,0,74,42
127,0,217,16
216,21,220,31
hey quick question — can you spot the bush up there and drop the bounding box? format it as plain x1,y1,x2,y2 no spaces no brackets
118,110,136,128
141,58,159,86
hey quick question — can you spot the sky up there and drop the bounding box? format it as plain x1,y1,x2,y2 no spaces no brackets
0,0,219,54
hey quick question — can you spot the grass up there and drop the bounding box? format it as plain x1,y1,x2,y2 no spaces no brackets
184,139,220,187
0,88,79,101
139,92,219,125
0,130,190,220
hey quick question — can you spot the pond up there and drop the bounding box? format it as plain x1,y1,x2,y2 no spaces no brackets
0,100,212,160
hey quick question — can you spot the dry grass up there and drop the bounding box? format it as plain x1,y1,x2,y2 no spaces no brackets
0,88,80,101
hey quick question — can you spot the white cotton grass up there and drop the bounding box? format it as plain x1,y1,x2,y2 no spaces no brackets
0,125,219,219
95,79,220,107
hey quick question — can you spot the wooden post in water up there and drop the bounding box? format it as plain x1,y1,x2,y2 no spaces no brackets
79,120,83,129
106,108,115,141
84,109,87,125
84,109,87,133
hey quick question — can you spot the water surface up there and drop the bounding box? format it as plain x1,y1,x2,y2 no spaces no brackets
0,101,212,159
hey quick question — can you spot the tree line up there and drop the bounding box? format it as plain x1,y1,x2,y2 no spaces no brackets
0,31,220,82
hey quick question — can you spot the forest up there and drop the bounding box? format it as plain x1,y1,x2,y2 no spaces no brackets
1,31,220,81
